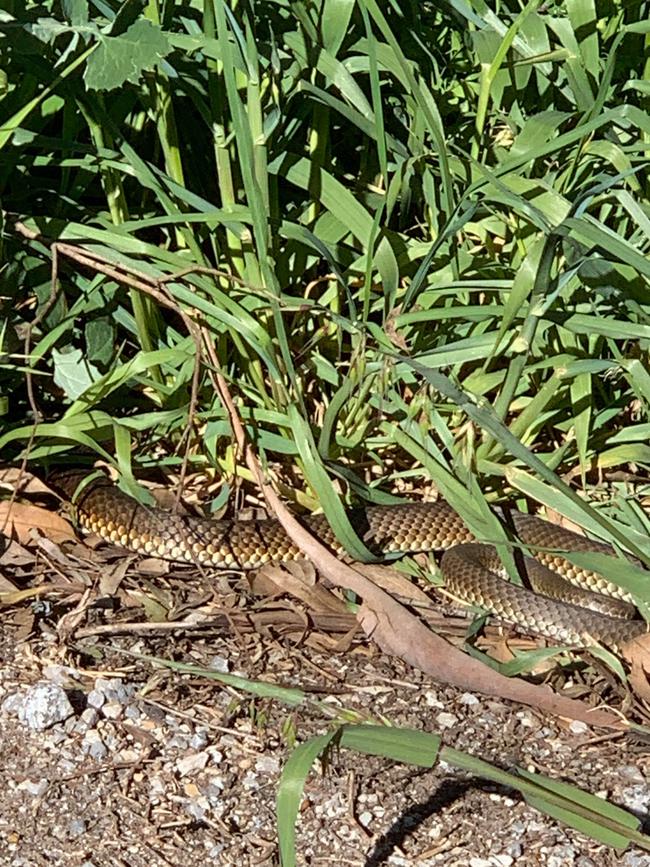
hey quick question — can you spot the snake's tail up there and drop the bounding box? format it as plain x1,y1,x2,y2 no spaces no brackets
441,544,646,652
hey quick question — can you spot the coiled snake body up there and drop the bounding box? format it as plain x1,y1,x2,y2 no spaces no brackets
51,471,648,652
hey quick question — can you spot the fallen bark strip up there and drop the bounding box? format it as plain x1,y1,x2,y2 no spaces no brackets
73,609,358,638
212,370,627,731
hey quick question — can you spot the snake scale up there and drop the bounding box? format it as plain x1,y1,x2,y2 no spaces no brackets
50,470,648,652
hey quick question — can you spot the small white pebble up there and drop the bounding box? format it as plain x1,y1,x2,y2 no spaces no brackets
255,756,280,774
79,708,99,727
43,664,79,686
149,775,166,797
190,730,209,750
118,749,141,763
436,712,458,729
358,810,373,827
176,752,209,777
83,730,107,760
209,656,230,673
68,818,86,839
101,702,123,720
17,778,49,797
206,747,224,764
184,798,208,821
86,690,105,709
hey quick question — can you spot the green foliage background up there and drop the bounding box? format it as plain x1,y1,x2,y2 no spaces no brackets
1,0,649,557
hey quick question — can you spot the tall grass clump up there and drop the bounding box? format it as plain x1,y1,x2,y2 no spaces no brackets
1,1,649,573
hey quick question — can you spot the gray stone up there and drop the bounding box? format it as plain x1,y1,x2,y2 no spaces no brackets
86,689,105,709
18,684,74,731
68,818,86,839
176,752,209,777
82,730,107,760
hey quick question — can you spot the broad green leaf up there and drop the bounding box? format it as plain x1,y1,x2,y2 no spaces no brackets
84,19,172,91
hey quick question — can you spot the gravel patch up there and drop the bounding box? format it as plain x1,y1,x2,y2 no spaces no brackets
1,626,649,866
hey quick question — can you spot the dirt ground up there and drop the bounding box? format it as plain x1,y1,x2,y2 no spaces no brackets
1,613,650,867
1,490,649,867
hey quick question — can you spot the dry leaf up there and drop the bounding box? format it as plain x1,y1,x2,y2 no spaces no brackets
487,637,517,664
0,502,76,545
356,563,433,606
12,606,35,642
0,572,19,593
127,589,170,622
134,557,170,576
99,558,132,596
622,633,650,702
384,305,409,352
36,535,79,564
0,468,51,495
253,562,346,614
0,539,35,567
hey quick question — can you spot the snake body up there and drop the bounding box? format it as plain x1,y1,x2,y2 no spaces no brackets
50,470,647,652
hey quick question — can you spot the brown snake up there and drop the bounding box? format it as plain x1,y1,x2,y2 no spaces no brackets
50,470,648,652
